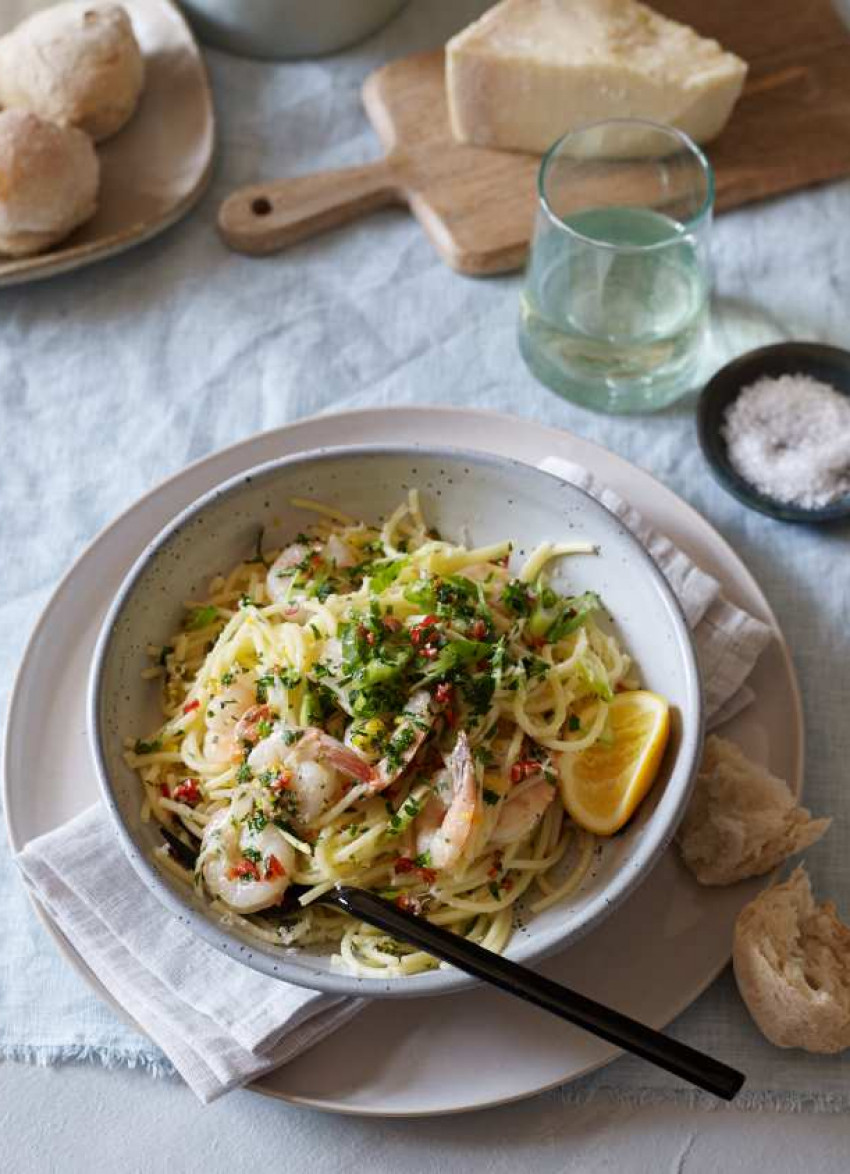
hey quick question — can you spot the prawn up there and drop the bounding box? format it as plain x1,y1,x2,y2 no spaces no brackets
325,533,357,569
266,542,313,603
199,800,296,914
490,777,555,846
248,724,373,825
371,690,435,793
415,731,479,871
203,672,258,764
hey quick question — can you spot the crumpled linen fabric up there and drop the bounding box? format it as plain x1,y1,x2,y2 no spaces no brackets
2,0,849,1109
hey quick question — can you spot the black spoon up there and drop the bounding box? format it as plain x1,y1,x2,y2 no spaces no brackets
161,832,744,1100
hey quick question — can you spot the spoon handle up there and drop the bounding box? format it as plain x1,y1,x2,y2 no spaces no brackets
327,886,744,1102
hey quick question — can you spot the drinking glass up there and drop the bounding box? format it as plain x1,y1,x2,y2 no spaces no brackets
518,119,714,414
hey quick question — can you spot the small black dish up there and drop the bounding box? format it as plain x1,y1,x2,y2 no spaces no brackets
697,341,850,523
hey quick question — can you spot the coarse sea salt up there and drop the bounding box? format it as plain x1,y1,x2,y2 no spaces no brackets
721,373,850,510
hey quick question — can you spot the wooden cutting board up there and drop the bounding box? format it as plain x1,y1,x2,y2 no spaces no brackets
219,0,850,276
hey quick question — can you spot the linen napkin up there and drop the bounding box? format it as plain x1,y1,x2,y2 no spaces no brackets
539,457,774,727
16,806,366,1103
15,459,773,1103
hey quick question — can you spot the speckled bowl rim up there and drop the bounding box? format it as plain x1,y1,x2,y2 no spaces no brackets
696,342,850,524
88,444,704,998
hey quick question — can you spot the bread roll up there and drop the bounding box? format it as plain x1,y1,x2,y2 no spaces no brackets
0,110,99,257
0,3,145,142
734,867,850,1053
676,735,830,886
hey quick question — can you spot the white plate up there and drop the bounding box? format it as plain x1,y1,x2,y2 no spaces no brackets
2,406,804,1117
0,0,214,287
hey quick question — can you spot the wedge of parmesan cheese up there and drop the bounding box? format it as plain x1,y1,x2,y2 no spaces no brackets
446,0,747,155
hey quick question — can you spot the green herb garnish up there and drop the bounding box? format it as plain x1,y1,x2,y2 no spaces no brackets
186,605,218,631
134,738,162,755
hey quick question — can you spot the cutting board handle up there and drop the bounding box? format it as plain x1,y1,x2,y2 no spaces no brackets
218,160,403,256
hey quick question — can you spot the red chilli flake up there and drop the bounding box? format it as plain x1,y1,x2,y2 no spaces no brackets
265,854,286,880
470,619,487,640
270,770,293,792
173,779,201,805
421,644,438,660
434,682,453,706
383,616,402,633
418,867,437,885
394,856,417,874
229,859,260,882
182,699,200,715
510,760,539,784
159,783,170,798
410,615,439,646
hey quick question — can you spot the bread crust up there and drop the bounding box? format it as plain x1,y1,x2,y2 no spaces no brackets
0,3,145,143
0,110,100,256
734,867,850,1053
676,735,830,885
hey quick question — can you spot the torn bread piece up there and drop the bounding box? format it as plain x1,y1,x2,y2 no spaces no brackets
734,867,850,1053
677,735,830,885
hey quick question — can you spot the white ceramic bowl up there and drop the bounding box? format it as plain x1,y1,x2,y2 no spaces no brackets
89,446,703,997
179,0,408,60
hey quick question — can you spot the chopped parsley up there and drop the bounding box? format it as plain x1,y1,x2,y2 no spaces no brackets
186,605,218,631
134,738,162,755
246,809,268,832
461,674,495,715
386,795,422,837
501,579,532,617
420,638,490,683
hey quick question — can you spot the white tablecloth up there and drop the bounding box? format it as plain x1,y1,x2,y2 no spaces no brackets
2,0,850,1159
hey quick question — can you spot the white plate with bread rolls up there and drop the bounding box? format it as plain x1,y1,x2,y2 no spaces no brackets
0,0,214,285
3,407,807,1115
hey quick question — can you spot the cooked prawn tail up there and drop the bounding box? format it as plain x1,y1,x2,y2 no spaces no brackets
312,730,377,784
449,730,474,797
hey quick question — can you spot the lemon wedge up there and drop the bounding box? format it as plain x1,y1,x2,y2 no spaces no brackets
559,691,671,836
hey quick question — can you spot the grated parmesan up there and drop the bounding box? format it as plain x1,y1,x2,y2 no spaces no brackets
721,373,850,510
